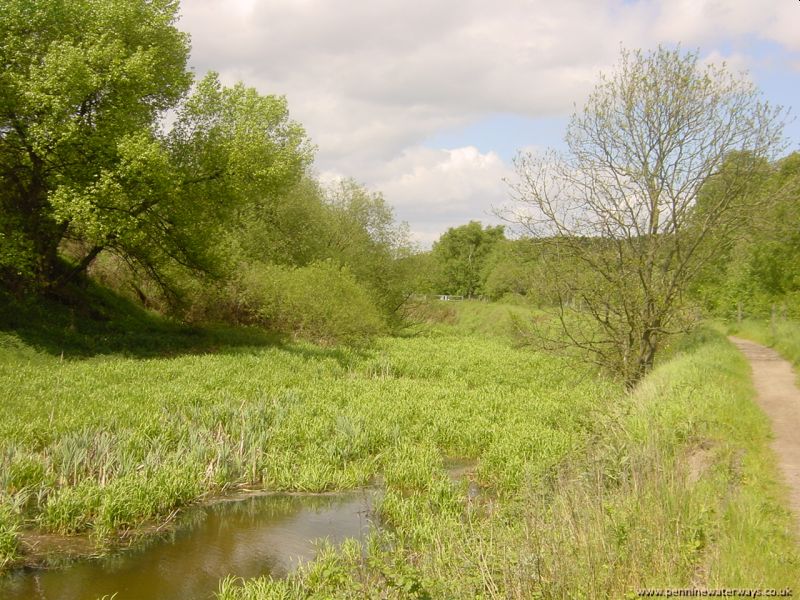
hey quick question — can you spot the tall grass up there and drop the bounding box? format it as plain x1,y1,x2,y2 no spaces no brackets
2,299,797,597
0,300,613,570
216,329,800,598
519,333,799,593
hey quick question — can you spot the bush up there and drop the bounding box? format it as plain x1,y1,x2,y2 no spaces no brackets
242,261,386,345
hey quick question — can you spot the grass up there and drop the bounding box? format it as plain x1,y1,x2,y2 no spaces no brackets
216,324,800,598
528,330,799,592
0,297,613,563
724,318,800,368
1,296,798,597
0,283,279,360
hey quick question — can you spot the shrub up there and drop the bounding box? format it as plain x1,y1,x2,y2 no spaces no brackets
242,261,386,345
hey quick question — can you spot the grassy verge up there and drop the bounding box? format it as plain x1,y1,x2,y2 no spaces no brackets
527,330,799,592
724,318,800,368
217,329,800,598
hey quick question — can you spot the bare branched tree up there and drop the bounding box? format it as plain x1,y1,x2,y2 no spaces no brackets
503,47,786,387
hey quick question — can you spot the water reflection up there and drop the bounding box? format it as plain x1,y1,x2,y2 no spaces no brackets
0,491,374,600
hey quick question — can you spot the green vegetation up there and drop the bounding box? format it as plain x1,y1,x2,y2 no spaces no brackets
0,299,611,560
0,282,278,359
423,221,505,298
0,299,797,598
695,153,800,321
1,1,799,596
505,46,786,386
216,323,800,598
1,1,412,347
0,0,310,292
237,261,386,346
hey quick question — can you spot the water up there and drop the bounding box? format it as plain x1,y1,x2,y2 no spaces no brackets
0,491,374,600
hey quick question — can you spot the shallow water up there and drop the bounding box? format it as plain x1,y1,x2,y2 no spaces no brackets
0,491,374,600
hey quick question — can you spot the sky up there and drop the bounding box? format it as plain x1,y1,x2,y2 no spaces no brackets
178,0,800,247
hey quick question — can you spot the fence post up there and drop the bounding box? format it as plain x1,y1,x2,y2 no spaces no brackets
771,303,777,341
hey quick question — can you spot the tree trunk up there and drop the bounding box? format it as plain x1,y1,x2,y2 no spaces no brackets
10,150,65,286
49,245,105,290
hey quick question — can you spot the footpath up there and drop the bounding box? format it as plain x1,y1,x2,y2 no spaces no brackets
730,337,800,534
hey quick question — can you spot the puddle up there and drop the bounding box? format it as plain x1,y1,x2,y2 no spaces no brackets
0,491,374,600
0,460,478,599
443,458,479,499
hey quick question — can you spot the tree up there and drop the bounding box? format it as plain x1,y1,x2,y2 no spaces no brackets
693,152,800,319
431,221,505,297
322,178,414,318
185,176,416,328
0,0,189,287
0,0,311,294
229,177,333,269
481,238,543,302
505,47,785,387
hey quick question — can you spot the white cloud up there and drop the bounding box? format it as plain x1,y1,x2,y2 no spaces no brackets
652,0,796,50
177,0,799,242
358,146,513,246
700,50,752,77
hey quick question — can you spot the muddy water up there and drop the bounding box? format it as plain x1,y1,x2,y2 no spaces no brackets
0,491,374,600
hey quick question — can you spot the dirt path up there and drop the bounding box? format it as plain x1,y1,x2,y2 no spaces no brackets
729,336,800,533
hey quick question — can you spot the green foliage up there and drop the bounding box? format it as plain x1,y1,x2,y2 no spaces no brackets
0,299,610,562
230,178,332,268
0,0,191,284
0,1,311,295
0,299,797,594
508,46,786,386
177,177,414,338
213,331,800,598
481,239,528,300
408,297,539,341
241,261,387,346
0,282,277,359
0,1,413,347
397,252,439,296
0,227,34,280
0,505,19,569
320,179,414,319
480,238,550,302
695,152,800,319
430,221,504,297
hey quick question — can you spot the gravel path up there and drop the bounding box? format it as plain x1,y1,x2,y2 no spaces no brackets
730,336,800,534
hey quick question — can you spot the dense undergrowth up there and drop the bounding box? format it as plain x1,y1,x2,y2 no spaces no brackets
0,295,611,571
0,284,280,360
216,329,800,598
1,296,798,598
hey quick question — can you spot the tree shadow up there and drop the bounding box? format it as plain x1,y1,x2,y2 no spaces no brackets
0,284,369,367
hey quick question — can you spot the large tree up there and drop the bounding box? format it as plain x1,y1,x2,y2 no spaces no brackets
0,0,310,293
506,47,785,386
322,178,414,316
431,221,505,297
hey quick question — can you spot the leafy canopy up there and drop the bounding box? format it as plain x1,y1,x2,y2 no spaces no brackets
431,221,505,297
0,0,311,293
